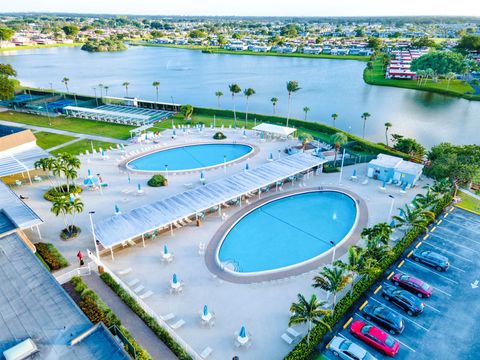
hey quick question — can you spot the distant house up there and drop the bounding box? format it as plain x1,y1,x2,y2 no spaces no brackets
367,154,424,186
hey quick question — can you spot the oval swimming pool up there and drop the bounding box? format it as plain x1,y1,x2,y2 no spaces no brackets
217,191,358,274
127,143,253,172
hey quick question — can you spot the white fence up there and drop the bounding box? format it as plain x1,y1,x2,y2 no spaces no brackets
55,263,93,284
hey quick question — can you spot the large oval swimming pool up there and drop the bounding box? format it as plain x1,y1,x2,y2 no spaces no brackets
217,191,358,274
127,143,253,172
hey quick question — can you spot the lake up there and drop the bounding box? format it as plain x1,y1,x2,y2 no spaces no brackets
1,45,479,147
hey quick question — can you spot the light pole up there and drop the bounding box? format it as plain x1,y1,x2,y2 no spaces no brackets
388,195,395,222
93,87,98,106
338,148,346,185
330,241,336,265
88,211,99,260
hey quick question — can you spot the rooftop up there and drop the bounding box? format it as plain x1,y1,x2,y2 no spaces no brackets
369,154,403,168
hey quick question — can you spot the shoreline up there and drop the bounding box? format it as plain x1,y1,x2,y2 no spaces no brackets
0,42,83,52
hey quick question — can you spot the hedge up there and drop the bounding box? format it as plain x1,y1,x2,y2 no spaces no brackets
147,174,167,187
70,276,152,360
100,272,193,360
284,193,453,360
44,184,82,202
35,242,69,270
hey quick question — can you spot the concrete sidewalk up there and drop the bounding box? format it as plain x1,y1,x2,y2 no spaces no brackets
83,273,177,360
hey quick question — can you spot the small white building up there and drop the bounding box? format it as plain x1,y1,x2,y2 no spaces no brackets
367,154,423,186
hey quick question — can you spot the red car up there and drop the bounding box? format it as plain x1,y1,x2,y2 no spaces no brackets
392,273,433,298
350,320,400,357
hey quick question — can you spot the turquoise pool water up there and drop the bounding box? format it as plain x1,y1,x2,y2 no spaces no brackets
127,143,253,171
218,191,357,273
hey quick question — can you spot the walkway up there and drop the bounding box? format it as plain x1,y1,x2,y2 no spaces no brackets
0,119,130,144
46,138,83,151
82,272,178,360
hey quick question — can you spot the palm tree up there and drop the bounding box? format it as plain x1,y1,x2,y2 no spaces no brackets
98,83,104,97
413,191,440,209
270,97,278,115
384,122,392,147
330,132,348,167
51,197,69,230
301,134,313,152
363,236,392,262
289,294,331,344
61,77,70,92
445,72,456,90
393,205,435,233
334,246,363,297
122,82,130,97
68,197,84,235
104,86,109,96
286,80,301,127
215,91,223,108
331,113,338,128
361,222,393,245
429,179,453,196
303,106,310,120
313,266,350,309
358,256,382,280
152,81,160,102
228,83,241,128
361,112,371,139
243,88,256,126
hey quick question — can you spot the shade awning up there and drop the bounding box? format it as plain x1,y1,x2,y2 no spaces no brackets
0,145,51,178
252,123,296,136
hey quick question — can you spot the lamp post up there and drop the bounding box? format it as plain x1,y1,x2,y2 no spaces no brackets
330,241,336,265
93,87,98,106
88,211,99,260
338,148,346,185
388,195,395,221
223,155,227,174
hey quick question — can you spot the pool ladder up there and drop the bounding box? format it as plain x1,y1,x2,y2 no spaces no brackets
222,259,241,272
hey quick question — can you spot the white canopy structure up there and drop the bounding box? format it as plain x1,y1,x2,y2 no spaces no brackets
93,152,326,252
252,123,297,137
0,146,51,181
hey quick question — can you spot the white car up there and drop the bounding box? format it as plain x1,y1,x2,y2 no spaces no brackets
328,337,378,360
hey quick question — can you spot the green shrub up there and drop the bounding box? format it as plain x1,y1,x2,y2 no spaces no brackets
100,272,192,360
60,225,81,240
213,131,226,140
147,174,167,187
44,184,82,202
35,242,69,270
323,164,339,173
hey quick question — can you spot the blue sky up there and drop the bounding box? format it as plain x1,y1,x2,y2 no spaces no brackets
3,0,479,16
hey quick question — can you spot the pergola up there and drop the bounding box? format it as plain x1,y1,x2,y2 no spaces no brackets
252,123,297,138
0,146,51,184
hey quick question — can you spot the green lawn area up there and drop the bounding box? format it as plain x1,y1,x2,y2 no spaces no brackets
0,43,82,52
0,111,135,139
34,131,77,150
151,113,255,131
51,139,117,156
364,56,477,100
456,190,480,214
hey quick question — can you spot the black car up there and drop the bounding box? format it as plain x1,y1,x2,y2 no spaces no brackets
412,249,450,271
362,304,405,334
381,285,425,316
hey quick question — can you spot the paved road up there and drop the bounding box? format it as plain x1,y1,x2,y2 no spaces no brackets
0,119,130,144
83,273,178,360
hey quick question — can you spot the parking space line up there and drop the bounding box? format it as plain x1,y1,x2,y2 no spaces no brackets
449,264,466,273
368,297,430,332
436,227,480,246
442,218,480,234
429,233,480,254
343,317,353,329
437,219,443,225
423,234,430,240
373,285,382,294
449,207,455,213
404,259,459,284
443,213,449,218
422,240,473,262
424,303,441,313
398,260,405,268
407,250,413,258
359,300,368,310
449,211,480,226
431,226,437,233
431,286,452,297
415,241,422,249
387,271,394,280
355,313,416,352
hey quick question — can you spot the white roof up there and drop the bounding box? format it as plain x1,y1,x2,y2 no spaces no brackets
64,106,149,120
252,123,296,136
0,145,51,177
395,160,424,175
369,154,403,168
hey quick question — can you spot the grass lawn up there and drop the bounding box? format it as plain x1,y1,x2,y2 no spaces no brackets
0,43,82,52
34,131,77,150
364,56,477,100
51,139,117,156
0,111,135,139
456,190,480,214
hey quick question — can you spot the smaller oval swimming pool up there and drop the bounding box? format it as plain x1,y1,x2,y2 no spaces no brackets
127,143,253,172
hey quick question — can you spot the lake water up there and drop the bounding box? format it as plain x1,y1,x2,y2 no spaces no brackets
1,45,479,147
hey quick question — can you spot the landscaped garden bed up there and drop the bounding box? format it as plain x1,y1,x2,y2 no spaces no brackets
34,242,69,271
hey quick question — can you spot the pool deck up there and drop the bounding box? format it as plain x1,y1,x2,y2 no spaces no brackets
205,187,368,283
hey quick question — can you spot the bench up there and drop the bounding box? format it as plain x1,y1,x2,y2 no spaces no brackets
200,347,213,359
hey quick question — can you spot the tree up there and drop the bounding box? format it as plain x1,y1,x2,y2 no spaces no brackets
361,223,393,245
330,132,348,167
188,29,206,38
360,112,370,139
391,135,426,159
228,83,241,128
367,37,382,50
51,196,84,238
411,51,466,77
0,64,16,77
363,236,392,263
331,113,338,128
393,205,434,233
313,266,350,308
303,106,310,120
281,24,300,38
445,72,456,90
0,27,15,41
457,35,480,52
62,25,79,37
180,104,194,120
243,88,255,126
152,81,160,102
334,246,363,297
270,97,278,115
215,91,223,108
411,37,438,49
0,63,16,100
122,81,130,97
384,122,392,146
286,80,301,127
289,294,331,344
61,77,70,93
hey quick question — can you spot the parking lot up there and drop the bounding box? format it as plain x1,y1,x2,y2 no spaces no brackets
323,207,480,360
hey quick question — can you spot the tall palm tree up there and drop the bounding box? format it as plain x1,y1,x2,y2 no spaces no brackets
384,122,392,146
361,112,371,139
68,197,84,234
445,72,456,90
413,191,440,210
429,179,453,196
363,236,392,262
330,132,348,167
286,80,301,127
61,77,70,93
215,91,223,108
122,81,130,97
51,197,69,230
393,205,434,233
303,106,310,120
331,113,338,128
358,256,382,280
228,83,241,128
152,81,160,102
270,97,278,115
335,246,363,297
361,223,393,245
313,266,350,309
243,88,256,126
289,294,331,344
104,86,109,96
98,83,104,97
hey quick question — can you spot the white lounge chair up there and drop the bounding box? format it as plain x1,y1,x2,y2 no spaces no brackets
117,268,132,276
15,180,22,186
161,313,175,321
200,347,213,359
127,278,140,287
171,319,185,329
286,327,301,338
361,178,369,185
140,290,153,299
281,333,294,345
133,285,145,293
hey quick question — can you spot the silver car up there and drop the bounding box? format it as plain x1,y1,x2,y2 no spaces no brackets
328,337,378,360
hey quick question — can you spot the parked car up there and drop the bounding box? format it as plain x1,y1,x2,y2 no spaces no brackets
381,284,425,316
392,273,433,298
349,320,400,357
412,249,449,271
362,304,405,334
328,336,378,360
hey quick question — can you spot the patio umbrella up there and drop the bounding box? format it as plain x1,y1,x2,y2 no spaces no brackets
200,171,205,184
390,220,396,228
172,273,178,284
203,305,209,317
245,163,249,171
268,152,273,161
127,173,131,184
239,325,247,338
381,180,386,188
69,193,75,204
352,169,357,177
402,183,407,191
87,169,91,177
115,204,120,214
83,177,98,186
173,129,176,136
164,244,169,255
137,183,142,192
